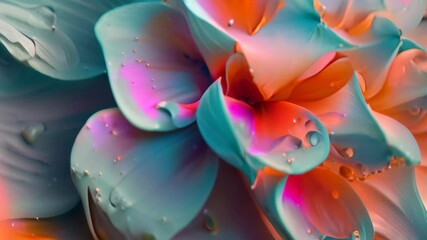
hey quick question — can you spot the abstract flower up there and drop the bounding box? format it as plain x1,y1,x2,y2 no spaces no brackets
0,0,426,239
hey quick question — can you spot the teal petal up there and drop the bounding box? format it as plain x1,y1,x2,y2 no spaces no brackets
415,166,427,209
252,167,373,239
0,57,115,218
184,0,353,100
341,17,402,99
96,2,211,131
197,80,330,181
0,0,136,80
175,162,277,239
298,75,420,173
71,108,218,239
352,166,427,239
405,19,427,50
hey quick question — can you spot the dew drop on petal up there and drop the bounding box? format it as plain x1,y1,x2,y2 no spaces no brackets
351,230,360,240
227,18,234,27
307,228,312,234
203,214,217,233
339,165,355,181
287,157,295,164
141,233,156,240
21,122,46,145
306,131,321,146
344,147,354,158
331,190,340,199
408,107,421,116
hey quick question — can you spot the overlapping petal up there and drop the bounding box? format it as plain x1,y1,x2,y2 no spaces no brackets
298,75,420,173
352,166,427,239
96,2,211,131
0,56,115,219
0,205,92,239
252,167,373,239
0,0,138,80
71,108,218,239
184,0,353,100
175,163,277,239
197,80,330,181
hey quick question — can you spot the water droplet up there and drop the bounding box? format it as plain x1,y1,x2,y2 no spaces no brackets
115,155,121,161
99,172,103,176
36,217,39,220
95,188,100,193
141,233,156,240
307,228,312,234
110,130,118,136
136,59,143,63
152,85,156,89
11,222,14,227
145,63,150,67
292,118,297,123
281,152,287,158
287,157,295,164
307,131,321,146
344,148,354,158
21,122,46,144
51,25,56,31
162,216,167,223
83,170,89,175
351,230,360,240
135,36,140,41
331,190,340,199
227,18,234,27
339,166,355,181
203,214,217,233
339,44,344,48
408,107,421,116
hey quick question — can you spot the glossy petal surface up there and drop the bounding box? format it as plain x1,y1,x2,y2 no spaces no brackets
197,80,330,181
71,108,218,239
299,76,420,172
0,0,136,80
352,166,427,239
96,2,211,131
184,0,352,99
175,163,277,239
255,168,373,239
0,59,115,219
0,205,92,239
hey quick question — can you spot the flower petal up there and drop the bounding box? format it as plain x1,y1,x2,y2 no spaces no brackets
0,205,92,239
405,19,427,49
197,80,329,181
352,166,427,239
256,167,373,239
184,0,353,99
71,108,218,239
377,0,427,32
0,60,115,219
341,17,402,99
415,166,427,209
96,2,211,131
175,162,278,239
369,49,427,135
0,0,137,80
416,133,427,166
298,75,419,172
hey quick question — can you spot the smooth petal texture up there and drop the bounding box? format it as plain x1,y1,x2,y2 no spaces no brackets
263,167,373,239
416,133,427,166
369,49,427,135
377,0,427,32
71,108,218,239
0,205,92,239
405,19,427,49
0,0,138,80
341,17,402,99
197,80,330,181
286,57,354,102
0,62,115,219
352,166,427,239
175,162,278,239
298,75,419,172
415,166,427,209
184,0,353,100
96,2,211,131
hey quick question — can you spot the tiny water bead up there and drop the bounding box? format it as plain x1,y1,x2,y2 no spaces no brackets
344,148,354,158
287,157,295,164
203,214,217,234
351,230,360,240
339,165,356,181
306,228,312,234
227,18,234,27
21,122,46,145
408,107,422,116
162,216,167,223
331,190,340,199
306,131,321,146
